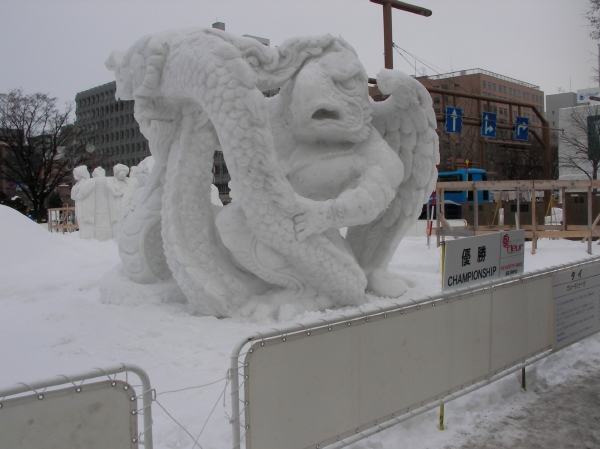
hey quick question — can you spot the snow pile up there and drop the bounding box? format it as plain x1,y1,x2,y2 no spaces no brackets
1,203,600,448
545,207,563,225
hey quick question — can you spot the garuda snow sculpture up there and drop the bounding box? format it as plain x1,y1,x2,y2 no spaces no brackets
107,28,439,318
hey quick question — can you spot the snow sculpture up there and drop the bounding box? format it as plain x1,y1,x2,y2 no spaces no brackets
90,166,112,241
107,28,439,318
71,166,95,239
107,164,137,236
121,157,154,224
92,167,105,178
211,185,223,207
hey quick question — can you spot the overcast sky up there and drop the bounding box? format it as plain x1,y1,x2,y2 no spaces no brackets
0,0,596,113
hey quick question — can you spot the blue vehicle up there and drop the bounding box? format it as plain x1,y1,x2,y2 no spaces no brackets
420,169,489,219
437,168,489,203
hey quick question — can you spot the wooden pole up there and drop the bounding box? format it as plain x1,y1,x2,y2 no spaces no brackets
532,184,537,255
383,1,393,69
436,186,441,247
588,185,593,255
369,0,432,69
561,187,566,231
516,187,521,231
473,186,479,232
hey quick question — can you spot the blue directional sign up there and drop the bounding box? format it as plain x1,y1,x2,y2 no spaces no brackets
445,106,463,134
515,116,529,141
481,112,497,138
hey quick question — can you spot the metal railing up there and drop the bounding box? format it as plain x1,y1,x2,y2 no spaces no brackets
0,363,153,448
229,256,600,449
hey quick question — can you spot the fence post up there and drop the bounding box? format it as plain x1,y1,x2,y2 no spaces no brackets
532,183,537,255
473,185,478,233
588,185,593,255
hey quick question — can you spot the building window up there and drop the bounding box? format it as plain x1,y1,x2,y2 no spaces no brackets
433,97,441,104
483,81,487,89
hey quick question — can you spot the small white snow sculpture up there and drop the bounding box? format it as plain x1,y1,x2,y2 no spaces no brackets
71,165,95,239
86,166,113,241
107,28,439,318
92,167,105,178
107,164,137,236
71,164,145,242
121,157,153,224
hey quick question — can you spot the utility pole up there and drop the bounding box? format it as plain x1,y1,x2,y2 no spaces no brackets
370,0,432,69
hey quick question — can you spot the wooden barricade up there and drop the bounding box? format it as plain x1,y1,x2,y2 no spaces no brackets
430,180,600,255
47,206,78,233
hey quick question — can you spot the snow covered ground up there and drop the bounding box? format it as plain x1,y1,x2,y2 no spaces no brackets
1,204,599,449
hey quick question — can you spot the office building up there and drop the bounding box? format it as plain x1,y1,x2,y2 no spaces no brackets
413,69,545,177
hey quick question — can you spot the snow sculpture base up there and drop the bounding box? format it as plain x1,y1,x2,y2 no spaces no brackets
100,264,186,307
107,28,439,319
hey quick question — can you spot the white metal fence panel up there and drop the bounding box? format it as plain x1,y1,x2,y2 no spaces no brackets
245,296,494,449
234,259,597,449
489,278,553,373
0,364,152,449
0,380,136,449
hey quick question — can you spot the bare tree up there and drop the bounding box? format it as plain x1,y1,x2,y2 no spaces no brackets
585,0,600,83
0,89,87,221
559,104,600,180
586,0,600,40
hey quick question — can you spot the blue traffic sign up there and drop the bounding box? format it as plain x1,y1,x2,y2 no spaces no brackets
481,112,497,138
445,107,463,134
515,116,529,141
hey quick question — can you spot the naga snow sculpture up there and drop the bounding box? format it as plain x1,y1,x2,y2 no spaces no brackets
107,28,439,318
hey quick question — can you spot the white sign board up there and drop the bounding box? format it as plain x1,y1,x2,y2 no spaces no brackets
499,230,525,277
577,87,600,104
552,264,600,350
443,231,525,291
443,233,500,291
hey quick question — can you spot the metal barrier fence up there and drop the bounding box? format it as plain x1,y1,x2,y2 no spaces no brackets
0,363,153,449
230,256,600,449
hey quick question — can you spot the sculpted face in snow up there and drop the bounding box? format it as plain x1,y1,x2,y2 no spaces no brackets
287,50,371,145
107,28,439,319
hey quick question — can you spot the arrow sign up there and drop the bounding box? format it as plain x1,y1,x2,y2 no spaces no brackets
445,107,463,134
515,116,529,141
481,112,497,138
